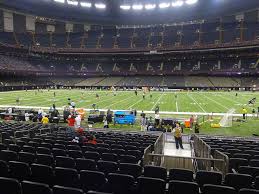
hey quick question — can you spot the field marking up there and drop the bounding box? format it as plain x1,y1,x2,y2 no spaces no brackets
187,93,206,113
103,94,135,109
151,92,165,111
202,94,230,111
128,98,143,109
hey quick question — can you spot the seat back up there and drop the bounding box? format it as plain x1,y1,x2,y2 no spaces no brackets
168,180,199,194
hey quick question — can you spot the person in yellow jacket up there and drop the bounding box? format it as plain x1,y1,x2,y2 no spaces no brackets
41,115,49,124
172,123,184,149
242,107,247,120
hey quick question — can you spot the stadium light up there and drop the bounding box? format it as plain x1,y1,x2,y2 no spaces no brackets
80,1,92,7
159,2,170,9
95,3,106,9
67,0,78,6
145,4,156,10
172,0,184,7
54,0,65,3
120,5,131,10
185,0,198,5
132,4,143,10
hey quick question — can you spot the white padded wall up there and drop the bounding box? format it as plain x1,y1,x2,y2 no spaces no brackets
26,15,35,31
3,11,13,32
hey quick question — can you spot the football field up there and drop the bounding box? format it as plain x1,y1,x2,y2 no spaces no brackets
0,89,258,114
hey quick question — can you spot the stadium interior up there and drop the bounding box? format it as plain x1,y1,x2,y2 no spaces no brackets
0,0,259,194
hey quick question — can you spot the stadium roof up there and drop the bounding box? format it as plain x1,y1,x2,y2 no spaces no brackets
0,0,258,24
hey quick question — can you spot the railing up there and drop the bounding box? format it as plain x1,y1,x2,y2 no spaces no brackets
193,134,211,158
147,153,227,173
214,150,229,177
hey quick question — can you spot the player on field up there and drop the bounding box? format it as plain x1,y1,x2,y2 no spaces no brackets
53,92,56,97
135,89,138,96
143,92,145,100
150,93,152,99
96,93,99,99
16,97,20,105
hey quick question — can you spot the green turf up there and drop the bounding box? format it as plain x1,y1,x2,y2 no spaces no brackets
0,89,259,136
0,89,258,113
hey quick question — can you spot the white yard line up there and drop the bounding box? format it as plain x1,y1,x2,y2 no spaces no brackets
187,93,206,113
202,93,229,110
128,98,143,109
176,100,179,112
103,94,135,109
151,92,165,111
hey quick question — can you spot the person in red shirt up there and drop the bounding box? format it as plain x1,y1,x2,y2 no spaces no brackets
87,135,97,145
67,115,76,134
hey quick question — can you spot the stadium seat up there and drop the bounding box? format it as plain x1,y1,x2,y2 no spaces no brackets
119,155,137,163
35,153,53,165
0,150,18,162
36,147,51,155
239,189,259,194
107,173,135,194
40,143,52,149
18,152,35,164
21,180,52,194
80,170,107,192
196,171,223,188
55,156,75,168
97,160,118,175
53,144,66,150
0,160,9,177
8,144,21,153
30,163,54,185
119,163,142,178
254,176,259,190
169,168,194,182
229,158,249,171
168,180,199,194
53,185,84,194
9,161,31,181
203,184,237,194
22,145,36,153
87,192,112,194
238,166,259,178
144,165,167,180
101,153,118,162
225,173,253,190
68,150,83,159
52,148,67,157
250,159,259,167
75,158,96,171
85,151,100,161
55,167,80,188
136,177,166,194
67,145,81,151
0,177,22,194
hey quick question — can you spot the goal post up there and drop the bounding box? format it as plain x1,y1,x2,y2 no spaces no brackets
219,108,236,127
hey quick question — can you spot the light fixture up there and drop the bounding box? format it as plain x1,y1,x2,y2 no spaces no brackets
54,0,65,3
172,0,184,7
80,1,92,7
145,4,156,10
159,2,170,8
132,4,143,10
95,3,106,9
120,5,131,10
185,0,198,5
67,0,78,6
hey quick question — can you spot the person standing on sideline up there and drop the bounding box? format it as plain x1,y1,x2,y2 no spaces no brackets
103,116,109,128
67,115,76,133
172,123,184,149
75,115,81,130
155,112,160,127
190,115,194,130
242,107,247,120
41,115,49,125
140,116,147,132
